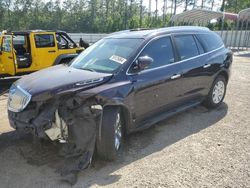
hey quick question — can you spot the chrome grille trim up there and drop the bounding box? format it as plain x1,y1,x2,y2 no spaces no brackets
8,85,32,112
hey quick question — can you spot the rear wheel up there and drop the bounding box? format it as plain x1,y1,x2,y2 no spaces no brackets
204,75,227,108
96,107,123,161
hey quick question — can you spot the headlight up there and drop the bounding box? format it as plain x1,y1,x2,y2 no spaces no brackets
8,84,32,112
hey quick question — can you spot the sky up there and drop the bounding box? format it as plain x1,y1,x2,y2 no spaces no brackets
142,0,223,14
43,0,223,15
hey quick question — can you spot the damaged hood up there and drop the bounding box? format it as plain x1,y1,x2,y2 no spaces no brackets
15,65,112,99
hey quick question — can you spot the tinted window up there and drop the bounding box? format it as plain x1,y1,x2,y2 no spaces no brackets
194,36,205,54
139,37,174,69
34,34,55,48
196,33,224,52
174,35,199,60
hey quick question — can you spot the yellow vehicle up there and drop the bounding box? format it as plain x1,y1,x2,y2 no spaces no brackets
0,30,87,77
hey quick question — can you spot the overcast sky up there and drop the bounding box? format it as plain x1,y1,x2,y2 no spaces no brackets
143,0,223,14
43,0,223,15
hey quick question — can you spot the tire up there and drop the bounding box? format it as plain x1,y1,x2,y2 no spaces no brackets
204,75,227,109
96,107,123,161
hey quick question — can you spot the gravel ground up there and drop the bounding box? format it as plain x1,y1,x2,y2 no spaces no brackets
0,54,249,188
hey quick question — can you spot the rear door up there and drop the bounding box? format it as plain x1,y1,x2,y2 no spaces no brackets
32,32,58,69
173,34,209,102
0,35,16,76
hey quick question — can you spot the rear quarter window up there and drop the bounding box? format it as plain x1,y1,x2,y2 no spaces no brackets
196,33,224,52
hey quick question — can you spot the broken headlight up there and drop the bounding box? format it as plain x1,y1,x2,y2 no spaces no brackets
8,84,32,112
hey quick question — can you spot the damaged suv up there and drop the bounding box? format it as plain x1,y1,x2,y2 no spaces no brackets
8,26,232,168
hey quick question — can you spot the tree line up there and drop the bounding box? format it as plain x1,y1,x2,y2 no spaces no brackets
0,0,249,33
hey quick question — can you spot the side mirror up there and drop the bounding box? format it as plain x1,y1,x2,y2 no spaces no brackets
133,56,153,72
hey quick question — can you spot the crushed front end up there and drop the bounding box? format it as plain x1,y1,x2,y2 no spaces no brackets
7,83,104,184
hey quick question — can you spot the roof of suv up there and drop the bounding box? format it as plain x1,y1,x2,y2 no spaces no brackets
8,30,67,35
107,26,210,39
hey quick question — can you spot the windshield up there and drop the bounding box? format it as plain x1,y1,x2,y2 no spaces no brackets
70,38,143,73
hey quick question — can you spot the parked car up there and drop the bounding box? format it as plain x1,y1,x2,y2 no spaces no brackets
7,26,232,167
0,30,88,78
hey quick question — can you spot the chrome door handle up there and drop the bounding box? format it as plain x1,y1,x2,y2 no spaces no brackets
171,74,181,80
203,64,211,68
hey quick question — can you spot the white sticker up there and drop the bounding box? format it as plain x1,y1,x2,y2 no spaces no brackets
109,55,127,64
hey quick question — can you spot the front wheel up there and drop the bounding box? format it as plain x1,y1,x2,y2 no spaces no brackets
96,107,123,161
204,75,227,109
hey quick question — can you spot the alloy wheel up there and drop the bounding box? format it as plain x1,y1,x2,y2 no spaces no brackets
212,80,225,104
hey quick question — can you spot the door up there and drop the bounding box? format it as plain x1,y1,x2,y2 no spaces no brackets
128,36,184,124
0,35,15,76
56,32,77,55
173,34,209,102
32,32,58,69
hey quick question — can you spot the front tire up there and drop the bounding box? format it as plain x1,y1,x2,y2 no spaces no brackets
204,75,227,109
96,107,123,161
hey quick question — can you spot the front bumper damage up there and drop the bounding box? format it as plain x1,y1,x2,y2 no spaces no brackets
8,94,103,184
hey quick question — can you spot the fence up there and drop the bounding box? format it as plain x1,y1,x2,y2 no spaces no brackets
68,33,107,44
69,30,250,50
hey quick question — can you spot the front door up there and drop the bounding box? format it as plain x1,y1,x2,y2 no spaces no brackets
0,35,15,76
31,32,58,70
128,36,184,125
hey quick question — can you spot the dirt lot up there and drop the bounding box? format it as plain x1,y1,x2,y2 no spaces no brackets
0,54,249,188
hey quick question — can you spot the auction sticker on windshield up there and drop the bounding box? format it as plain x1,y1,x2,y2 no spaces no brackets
109,55,127,64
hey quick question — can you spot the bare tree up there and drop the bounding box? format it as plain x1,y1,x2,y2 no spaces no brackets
163,0,167,24
184,0,188,11
210,0,215,10
220,0,226,11
140,0,143,27
201,0,205,8
173,0,177,15
148,0,152,17
155,0,158,22
170,0,174,16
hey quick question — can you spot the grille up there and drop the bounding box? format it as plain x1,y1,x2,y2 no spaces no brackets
8,85,31,112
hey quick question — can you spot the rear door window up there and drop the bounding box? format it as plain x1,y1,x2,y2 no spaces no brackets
34,34,55,48
196,33,224,52
194,36,205,54
174,35,199,61
139,36,175,70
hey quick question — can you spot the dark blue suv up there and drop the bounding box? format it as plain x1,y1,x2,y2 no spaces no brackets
8,26,232,166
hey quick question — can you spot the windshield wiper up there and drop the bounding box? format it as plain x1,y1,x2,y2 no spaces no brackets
79,68,96,72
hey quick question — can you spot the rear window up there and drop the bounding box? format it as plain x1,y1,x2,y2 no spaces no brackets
34,34,55,48
174,35,199,61
196,33,224,52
